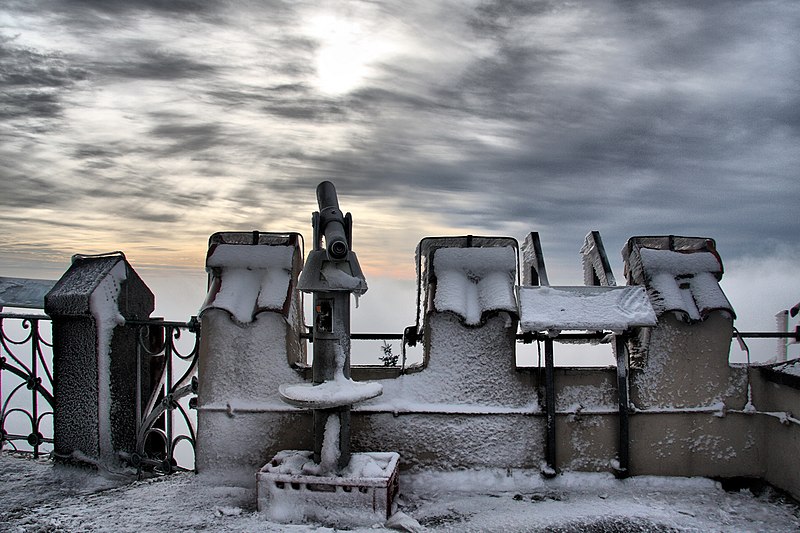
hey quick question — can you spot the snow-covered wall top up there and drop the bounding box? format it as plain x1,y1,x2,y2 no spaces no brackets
44,254,153,319
201,243,296,324
623,238,734,321
518,286,656,333
432,246,517,326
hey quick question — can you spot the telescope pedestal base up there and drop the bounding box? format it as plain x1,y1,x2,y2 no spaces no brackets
257,450,400,527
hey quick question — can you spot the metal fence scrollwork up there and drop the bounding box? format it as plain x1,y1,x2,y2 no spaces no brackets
127,317,200,475
0,313,54,458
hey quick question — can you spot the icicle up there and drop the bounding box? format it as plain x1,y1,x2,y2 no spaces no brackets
743,384,756,414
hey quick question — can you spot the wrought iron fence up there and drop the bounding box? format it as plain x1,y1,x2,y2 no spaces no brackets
0,312,54,458
126,317,200,475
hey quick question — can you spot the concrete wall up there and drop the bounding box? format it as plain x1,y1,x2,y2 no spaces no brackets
192,260,799,502
196,310,310,484
750,370,800,500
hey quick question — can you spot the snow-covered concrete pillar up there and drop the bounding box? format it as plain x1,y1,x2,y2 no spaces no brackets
44,253,154,467
416,237,526,403
195,232,307,483
622,236,742,410
622,236,753,479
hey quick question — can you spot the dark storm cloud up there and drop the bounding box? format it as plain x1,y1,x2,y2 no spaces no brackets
5,0,223,18
297,0,800,261
149,121,226,156
97,48,218,81
0,37,87,120
0,169,80,209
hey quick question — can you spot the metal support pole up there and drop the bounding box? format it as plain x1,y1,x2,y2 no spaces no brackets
311,290,353,470
544,338,556,476
615,335,630,478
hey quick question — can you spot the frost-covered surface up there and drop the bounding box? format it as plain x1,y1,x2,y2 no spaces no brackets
320,262,364,291
196,310,307,481
639,248,722,276
3,453,800,532
633,248,733,321
770,358,800,377
88,260,127,463
580,233,616,287
206,244,295,270
629,312,745,410
280,380,383,409
280,344,382,409
432,247,517,325
365,313,532,409
518,286,656,333
257,450,399,525
202,244,295,323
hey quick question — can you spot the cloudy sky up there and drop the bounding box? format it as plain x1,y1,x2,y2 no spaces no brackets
1,1,799,340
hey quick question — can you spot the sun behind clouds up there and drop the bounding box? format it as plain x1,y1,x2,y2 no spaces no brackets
305,11,397,96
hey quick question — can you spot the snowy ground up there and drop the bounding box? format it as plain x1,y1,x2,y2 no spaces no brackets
2,452,799,532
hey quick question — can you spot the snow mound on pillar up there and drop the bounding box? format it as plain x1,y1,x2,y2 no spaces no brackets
201,244,295,323
637,248,733,321
432,247,517,326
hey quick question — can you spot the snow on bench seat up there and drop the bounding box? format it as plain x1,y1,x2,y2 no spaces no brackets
517,285,657,333
432,246,517,326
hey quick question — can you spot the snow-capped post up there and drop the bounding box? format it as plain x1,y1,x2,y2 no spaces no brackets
195,231,306,481
44,252,154,467
283,180,372,469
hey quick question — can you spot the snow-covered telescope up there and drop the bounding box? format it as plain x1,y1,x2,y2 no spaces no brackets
316,180,350,262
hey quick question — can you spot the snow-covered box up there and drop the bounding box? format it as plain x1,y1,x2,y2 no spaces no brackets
424,239,518,326
257,450,400,526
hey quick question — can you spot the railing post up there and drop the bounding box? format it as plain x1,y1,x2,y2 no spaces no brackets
614,334,630,478
543,337,557,477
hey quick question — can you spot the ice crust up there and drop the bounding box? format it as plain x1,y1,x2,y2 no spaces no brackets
635,248,733,320
202,244,294,323
279,344,383,408
638,248,721,276
258,450,400,527
280,380,383,409
206,244,294,270
518,286,656,333
89,260,127,462
432,247,517,325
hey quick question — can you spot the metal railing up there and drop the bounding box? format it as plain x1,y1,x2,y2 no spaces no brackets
125,317,200,475
0,312,54,458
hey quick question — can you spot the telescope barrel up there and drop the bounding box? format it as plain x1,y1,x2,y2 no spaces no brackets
316,181,349,261
317,181,340,211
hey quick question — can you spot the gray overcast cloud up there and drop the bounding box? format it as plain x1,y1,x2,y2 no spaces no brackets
0,0,798,281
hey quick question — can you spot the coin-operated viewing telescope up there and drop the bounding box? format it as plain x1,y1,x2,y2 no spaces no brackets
261,182,398,526
285,180,375,470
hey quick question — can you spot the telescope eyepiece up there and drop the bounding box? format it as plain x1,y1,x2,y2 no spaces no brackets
328,239,349,260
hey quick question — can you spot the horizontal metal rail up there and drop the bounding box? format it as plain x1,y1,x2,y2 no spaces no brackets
304,329,800,343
